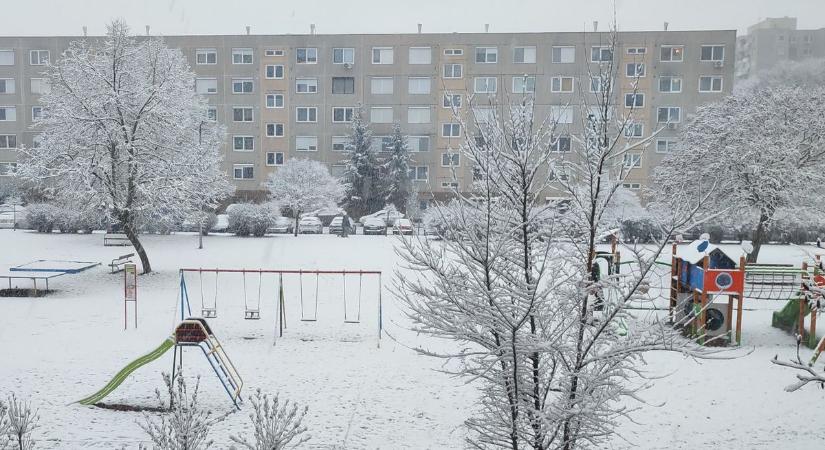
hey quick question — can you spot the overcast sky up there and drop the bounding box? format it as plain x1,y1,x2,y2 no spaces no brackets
4,0,823,37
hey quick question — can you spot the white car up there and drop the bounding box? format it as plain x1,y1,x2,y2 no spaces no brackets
298,216,323,234
359,209,404,226
392,218,414,235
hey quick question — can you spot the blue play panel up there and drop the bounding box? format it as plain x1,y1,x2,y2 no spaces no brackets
10,260,100,274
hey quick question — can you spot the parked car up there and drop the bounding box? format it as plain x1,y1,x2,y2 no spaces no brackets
301,206,344,226
269,216,294,234
298,216,323,234
392,218,414,235
329,215,354,235
211,214,230,232
363,217,387,235
359,209,404,227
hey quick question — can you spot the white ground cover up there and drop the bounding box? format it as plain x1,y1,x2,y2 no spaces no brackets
0,230,823,448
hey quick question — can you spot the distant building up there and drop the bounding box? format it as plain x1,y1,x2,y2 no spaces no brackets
737,17,825,79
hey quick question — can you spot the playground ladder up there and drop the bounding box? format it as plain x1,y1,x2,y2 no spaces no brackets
198,334,243,406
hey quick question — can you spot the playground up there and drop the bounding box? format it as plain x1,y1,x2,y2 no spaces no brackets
0,229,824,448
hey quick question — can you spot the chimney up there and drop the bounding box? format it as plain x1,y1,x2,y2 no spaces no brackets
664,21,669,31
310,24,316,35
593,21,598,32
82,26,87,37
145,25,150,36
484,23,490,33
245,26,251,35
417,23,422,34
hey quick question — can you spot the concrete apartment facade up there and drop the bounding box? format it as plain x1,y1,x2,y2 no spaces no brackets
0,29,736,208
737,17,825,78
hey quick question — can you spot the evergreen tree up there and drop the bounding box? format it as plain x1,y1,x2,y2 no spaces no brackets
383,122,413,214
343,107,383,218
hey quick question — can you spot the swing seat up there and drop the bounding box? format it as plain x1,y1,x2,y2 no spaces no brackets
202,308,217,318
344,319,361,324
300,317,318,322
244,309,260,320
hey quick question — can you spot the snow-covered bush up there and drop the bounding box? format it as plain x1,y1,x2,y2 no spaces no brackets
56,208,108,233
229,390,309,450
3,393,39,450
619,217,660,243
25,203,61,232
228,203,277,237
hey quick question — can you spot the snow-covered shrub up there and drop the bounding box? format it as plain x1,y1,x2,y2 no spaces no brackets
3,393,39,450
228,203,277,237
620,218,660,243
25,203,61,232
56,208,107,233
139,373,226,450
229,390,309,450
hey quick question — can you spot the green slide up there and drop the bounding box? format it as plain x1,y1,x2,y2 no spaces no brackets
78,338,175,406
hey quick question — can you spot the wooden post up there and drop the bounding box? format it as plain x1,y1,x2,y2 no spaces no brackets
670,243,678,323
736,294,744,345
800,262,809,339
726,294,734,343
699,255,710,345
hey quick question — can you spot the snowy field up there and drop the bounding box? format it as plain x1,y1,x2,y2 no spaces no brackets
1,229,824,449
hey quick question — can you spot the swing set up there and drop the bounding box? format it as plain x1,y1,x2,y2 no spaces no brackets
178,268,383,344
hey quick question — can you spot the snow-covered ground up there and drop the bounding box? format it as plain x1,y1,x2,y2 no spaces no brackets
0,230,823,448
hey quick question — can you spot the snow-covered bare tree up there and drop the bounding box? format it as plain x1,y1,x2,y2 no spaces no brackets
266,158,345,236
383,122,413,214
17,21,233,273
3,393,39,450
396,29,723,449
139,373,226,450
343,107,383,218
229,389,309,450
653,62,825,263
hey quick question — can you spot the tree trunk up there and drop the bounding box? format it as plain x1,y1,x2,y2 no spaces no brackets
294,214,300,237
748,212,771,264
123,220,152,274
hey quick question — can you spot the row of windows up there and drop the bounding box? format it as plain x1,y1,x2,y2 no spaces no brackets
186,43,726,67
232,162,432,182
0,78,51,94
232,134,435,152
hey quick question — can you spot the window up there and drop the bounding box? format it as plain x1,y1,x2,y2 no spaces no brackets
626,63,645,77
589,76,611,93
659,76,682,93
330,77,355,95
0,162,18,176
443,63,463,78
370,107,393,123
407,107,430,124
408,136,430,152
0,50,13,65
196,49,217,65
660,45,684,62
443,94,461,109
474,77,497,93
30,78,50,95
0,107,16,121
622,183,641,190
0,79,14,94
591,46,612,62
332,107,355,123
196,78,217,94
550,135,571,152
265,65,284,79
442,123,461,137
232,136,254,151
332,136,349,151
409,166,429,181
296,107,318,122
0,135,16,149
624,122,644,138
233,164,254,179
265,49,284,57
552,46,575,63
232,48,253,64
551,76,574,93
657,107,681,123
441,153,460,167
371,136,393,152
549,168,569,182
207,108,217,121
409,47,431,64
370,77,393,95
512,76,536,93
296,78,318,94
550,106,573,124
266,152,284,166
408,77,431,94
626,47,646,55
372,47,393,64
514,46,536,63
296,48,318,64
474,107,495,124
296,136,318,152
232,78,253,94
333,48,355,64
475,47,498,63
700,45,724,62
266,123,284,137
699,76,723,92
266,94,284,108
233,107,253,122
444,48,463,56
623,153,642,168
29,50,49,65
656,139,677,153
624,93,644,108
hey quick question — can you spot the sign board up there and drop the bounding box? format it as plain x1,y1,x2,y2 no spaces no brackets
124,263,137,301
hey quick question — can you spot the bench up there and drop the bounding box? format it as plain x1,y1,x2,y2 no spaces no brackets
104,233,131,247
109,253,135,273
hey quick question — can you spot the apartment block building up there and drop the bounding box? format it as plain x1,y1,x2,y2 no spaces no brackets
737,17,825,79
0,29,735,207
